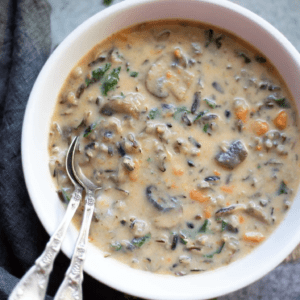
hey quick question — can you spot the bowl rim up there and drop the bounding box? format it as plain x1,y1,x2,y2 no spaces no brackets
22,0,300,299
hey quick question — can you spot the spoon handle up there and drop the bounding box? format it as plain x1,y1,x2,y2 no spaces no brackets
54,190,95,300
8,186,83,300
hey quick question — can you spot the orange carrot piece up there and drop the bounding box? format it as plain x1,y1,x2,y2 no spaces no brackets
253,120,269,136
243,232,265,243
220,186,234,194
214,170,221,176
204,206,212,219
235,107,248,123
166,71,172,78
239,215,245,224
190,189,210,203
274,110,287,130
172,167,184,176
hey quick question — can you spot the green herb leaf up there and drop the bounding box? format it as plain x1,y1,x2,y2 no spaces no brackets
85,78,92,87
204,99,216,109
173,106,191,120
61,189,70,203
180,237,187,245
132,233,151,247
103,0,113,6
147,157,151,162
92,63,111,81
204,242,225,258
199,219,209,233
221,220,227,232
83,123,97,138
130,71,139,78
101,66,121,96
149,108,160,120
257,164,261,169
127,68,130,72
274,98,290,108
193,110,209,122
203,123,209,133
278,181,288,195
111,242,122,251
120,92,125,98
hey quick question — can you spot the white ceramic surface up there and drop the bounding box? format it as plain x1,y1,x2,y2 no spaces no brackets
22,0,300,299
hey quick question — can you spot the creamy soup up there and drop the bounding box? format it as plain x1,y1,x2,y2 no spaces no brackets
48,20,300,276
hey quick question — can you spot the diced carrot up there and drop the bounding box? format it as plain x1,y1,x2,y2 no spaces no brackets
226,201,230,206
274,110,287,130
214,170,221,176
172,167,184,176
204,206,212,219
239,215,245,224
174,48,181,58
171,183,178,189
235,107,248,123
256,145,262,151
190,189,210,203
243,232,265,243
167,257,172,263
220,186,234,194
166,71,172,78
252,120,269,136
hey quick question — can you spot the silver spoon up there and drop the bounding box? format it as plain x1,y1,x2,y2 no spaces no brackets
9,136,83,300
54,136,101,300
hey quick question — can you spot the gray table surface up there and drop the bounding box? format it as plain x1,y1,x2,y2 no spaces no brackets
48,0,300,299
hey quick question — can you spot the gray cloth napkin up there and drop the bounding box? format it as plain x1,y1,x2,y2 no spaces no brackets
0,0,123,298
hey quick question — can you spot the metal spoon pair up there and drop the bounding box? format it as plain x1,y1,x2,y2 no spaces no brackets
9,136,101,300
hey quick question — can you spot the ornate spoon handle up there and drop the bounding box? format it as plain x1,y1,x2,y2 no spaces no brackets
9,187,83,300
54,190,95,300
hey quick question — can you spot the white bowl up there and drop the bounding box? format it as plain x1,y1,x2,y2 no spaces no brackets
22,0,300,299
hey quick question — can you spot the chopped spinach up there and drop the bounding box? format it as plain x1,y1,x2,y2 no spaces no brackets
60,189,70,203
85,78,92,87
180,237,187,245
203,123,209,133
92,63,111,80
86,63,111,87
132,233,151,247
83,122,98,138
149,108,160,119
111,241,122,251
199,219,209,233
173,106,191,120
204,99,216,109
274,98,290,108
221,220,228,232
278,181,288,195
193,110,209,122
130,71,139,78
204,242,225,258
101,66,121,96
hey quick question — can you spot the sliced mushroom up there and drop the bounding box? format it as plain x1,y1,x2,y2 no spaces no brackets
146,54,194,100
146,185,179,212
246,201,270,224
215,140,248,170
215,204,246,217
